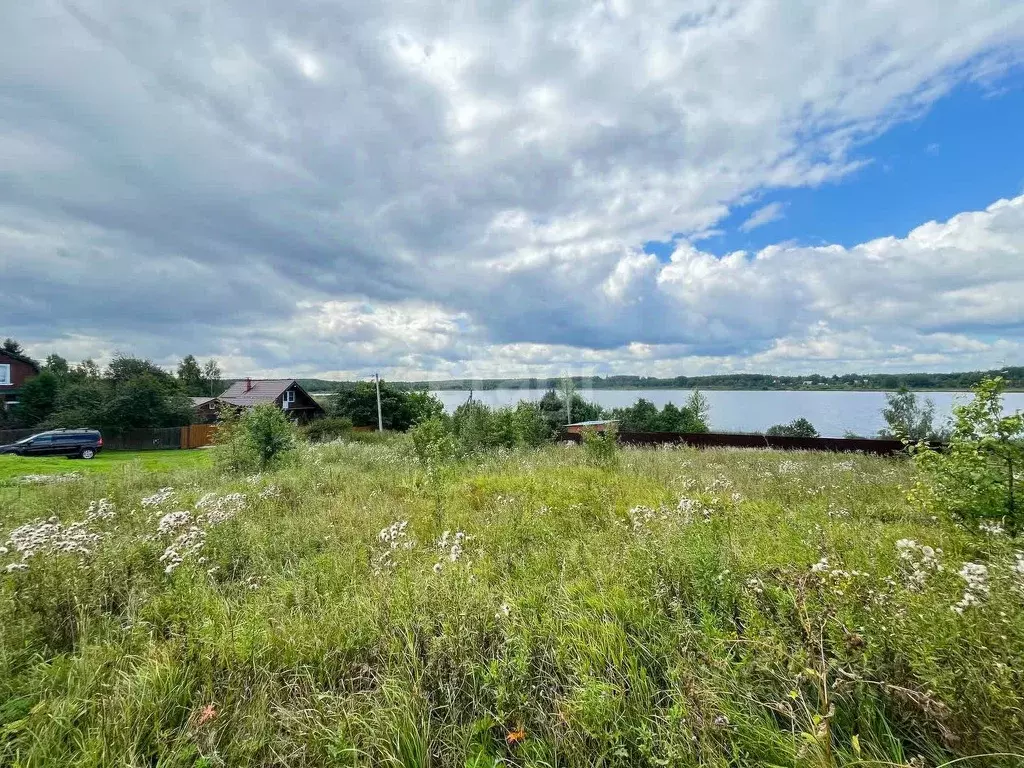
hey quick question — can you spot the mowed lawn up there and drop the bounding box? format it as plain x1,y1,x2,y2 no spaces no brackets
0,448,210,484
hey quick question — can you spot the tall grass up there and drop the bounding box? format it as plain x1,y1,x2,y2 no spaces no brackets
1,439,1022,767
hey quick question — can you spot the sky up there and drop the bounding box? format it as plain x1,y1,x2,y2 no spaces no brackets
2,1,1023,381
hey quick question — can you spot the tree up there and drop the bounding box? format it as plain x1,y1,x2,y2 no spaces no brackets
766,418,820,438
912,377,1024,534
684,390,711,432
44,354,70,380
12,370,60,427
99,375,192,434
46,378,109,429
177,355,205,396
328,380,442,431
107,355,177,388
73,359,101,380
2,338,25,356
538,390,605,433
202,359,223,396
880,388,942,441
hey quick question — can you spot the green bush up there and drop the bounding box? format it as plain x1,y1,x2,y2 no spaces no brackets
214,403,296,472
580,423,618,467
300,416,353,443
911,377,1024,533
765,417,819,437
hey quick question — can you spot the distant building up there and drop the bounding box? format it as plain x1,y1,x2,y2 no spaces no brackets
0,350,40,412
565,419,619,434
217,378,325,424
190,396,223,424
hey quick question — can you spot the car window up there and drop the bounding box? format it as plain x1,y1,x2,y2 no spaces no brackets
32,435,54,445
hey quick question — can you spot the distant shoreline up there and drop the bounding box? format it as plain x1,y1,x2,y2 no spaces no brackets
312,386,1024,395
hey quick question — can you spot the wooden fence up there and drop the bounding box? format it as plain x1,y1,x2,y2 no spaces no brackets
180,424,218,449
563,430,909,455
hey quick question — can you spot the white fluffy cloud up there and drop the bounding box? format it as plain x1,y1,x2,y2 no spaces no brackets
2,0,1023,377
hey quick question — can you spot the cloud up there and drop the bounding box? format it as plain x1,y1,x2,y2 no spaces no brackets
2,0,1024,378
739,202,786,232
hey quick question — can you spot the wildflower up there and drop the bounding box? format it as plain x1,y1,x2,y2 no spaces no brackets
810,557,829,573
506,727,526,746
4,562,28,573
197,704,217,726
18,472,81,485
496,602,511,618
978,520,1004,536
953,562,989,614
895,539,942,588
85,498,117,522
142,487,176,507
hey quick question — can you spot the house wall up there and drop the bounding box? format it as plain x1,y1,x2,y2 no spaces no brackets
0,352,38,409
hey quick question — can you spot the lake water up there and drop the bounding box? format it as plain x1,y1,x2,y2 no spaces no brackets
432,388,1024,438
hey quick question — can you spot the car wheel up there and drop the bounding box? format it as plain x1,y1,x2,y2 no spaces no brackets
80,448,96,460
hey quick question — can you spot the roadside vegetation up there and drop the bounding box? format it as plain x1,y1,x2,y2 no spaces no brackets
1,380,1022,767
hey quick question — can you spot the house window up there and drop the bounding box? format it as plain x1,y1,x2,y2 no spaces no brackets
0,364,10,386
283,389,296,404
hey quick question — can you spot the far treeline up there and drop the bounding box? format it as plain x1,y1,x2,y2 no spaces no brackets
294,367,1024,394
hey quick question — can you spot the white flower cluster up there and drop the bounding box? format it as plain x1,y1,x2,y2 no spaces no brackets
142,487,176,507
677,496,715,523
953,562,989,614
159,518,206,575
1013,552,1024,591
832,460,855,472
810,557,830,573
777,460,800,475
258,485,281,500
18,472,82,485
433,530,468,572
978,520,1004,536
195,492,246,525
3,517,102,571
245,473,263,486
375,520,415,572
85,498,117,522
896,539,943,588
156,492,247,575
746,576,765,595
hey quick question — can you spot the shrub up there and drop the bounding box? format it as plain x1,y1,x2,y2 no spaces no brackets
580,423,618,467
911,377,1024,533
214,404,296,472
300,416,353,443
765,417,819,438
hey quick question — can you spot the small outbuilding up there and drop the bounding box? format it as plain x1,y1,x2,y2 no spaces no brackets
565,419,619,434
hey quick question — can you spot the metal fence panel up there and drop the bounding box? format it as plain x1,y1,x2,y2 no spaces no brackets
564,430,910,455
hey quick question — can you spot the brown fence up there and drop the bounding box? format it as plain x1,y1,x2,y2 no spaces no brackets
563,430,909,455
180,424,218,449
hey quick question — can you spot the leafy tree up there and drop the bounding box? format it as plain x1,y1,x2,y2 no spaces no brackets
300,416,353,443
766,418,820,438
177,355,205,396
611,397,709,433
329,380,442,431
880,387,944,441
538,390,605,433
911,377,1024,534
46,378,109,429
684,389,711,431
107,355,177,389
99,375,192,434
43,354,70,380
406,390,445,425
12,370,60,427
73,359,101,380
202,359,223,396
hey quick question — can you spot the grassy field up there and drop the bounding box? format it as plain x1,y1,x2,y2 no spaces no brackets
0,449,210,484
1,439,1022,767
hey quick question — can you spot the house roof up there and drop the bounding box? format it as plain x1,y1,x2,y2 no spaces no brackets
191,396,218,407
0,349,40,371
566,419,619,427
218,379,297,406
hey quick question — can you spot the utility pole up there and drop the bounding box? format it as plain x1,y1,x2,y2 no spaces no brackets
374,372,384,432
